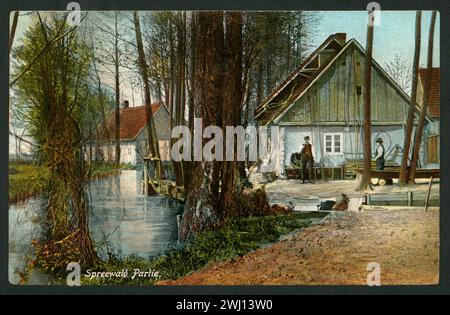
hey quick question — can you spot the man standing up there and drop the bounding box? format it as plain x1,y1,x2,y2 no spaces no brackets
374,138,385,170
300,136,314,183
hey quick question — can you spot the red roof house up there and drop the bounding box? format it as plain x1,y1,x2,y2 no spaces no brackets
98,102,171,164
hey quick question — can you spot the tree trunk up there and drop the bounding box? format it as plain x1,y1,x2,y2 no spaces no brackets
409,11,437,182
133,11,162,179
256,62,264,106
71,146,99,266
185,12,196,191
9,11,19,53
178,12,225,240
399,11,421,185
93,61,110,157
357,15,374,191
114,12,121,165
174,12,186,187
178,12,270,241
179,12,187,127
167,18,182,184
220,12,245,217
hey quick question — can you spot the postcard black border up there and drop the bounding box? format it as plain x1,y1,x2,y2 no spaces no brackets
1,0,449,295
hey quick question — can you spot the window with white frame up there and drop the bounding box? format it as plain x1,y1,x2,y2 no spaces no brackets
324,133,343,155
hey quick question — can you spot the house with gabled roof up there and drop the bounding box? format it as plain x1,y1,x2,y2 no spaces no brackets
255,33,435,177
98,101,171,165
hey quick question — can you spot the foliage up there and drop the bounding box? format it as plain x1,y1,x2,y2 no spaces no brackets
13,14,92,157
12,13,105,267
243,12,321,118
83,212,327,285
141,12,320,123
32,233,84,274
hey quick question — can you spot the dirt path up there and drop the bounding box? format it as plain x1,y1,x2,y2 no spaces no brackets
159,209,439,285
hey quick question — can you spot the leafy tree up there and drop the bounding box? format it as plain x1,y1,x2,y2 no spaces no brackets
13,13,99,267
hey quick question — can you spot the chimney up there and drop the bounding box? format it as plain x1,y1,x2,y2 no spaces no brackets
334,33,347,44
123,100,129,109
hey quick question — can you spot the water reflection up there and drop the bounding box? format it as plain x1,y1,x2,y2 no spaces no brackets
9,198,50,285
9,169,183,284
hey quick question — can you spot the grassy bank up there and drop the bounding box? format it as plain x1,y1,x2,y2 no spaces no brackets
83,212,328,285
8,162,44,203
89,161,135,179
8,161,136,203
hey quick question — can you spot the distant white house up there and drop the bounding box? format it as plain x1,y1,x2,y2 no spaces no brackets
93,102,171,165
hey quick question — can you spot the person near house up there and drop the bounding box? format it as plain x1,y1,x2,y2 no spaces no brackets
300,136,314,183
374,138,385,170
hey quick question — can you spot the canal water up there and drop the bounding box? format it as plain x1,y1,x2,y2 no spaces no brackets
8,170,183,285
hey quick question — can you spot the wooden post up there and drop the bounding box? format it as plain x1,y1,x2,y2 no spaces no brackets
144,160,149,196
425,176,433,212
399,11,421,185
9,11,19,53
357,11,374,191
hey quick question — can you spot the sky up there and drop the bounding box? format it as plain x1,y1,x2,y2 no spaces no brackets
312,11,440,68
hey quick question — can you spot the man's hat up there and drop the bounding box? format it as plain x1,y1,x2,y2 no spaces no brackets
376,138,383,143
304,136,310,141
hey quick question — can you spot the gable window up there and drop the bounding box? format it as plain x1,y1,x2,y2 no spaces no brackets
324,133,343,155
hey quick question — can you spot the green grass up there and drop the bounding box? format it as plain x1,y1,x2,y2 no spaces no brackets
8,162,43,202
89,162,136,178
83,212,328,285
8,161,136,202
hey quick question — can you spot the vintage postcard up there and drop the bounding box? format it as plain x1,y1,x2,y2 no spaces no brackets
7,5,440,290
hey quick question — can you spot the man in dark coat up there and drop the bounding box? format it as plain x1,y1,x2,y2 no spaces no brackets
300,136,314,183
374,137,385,170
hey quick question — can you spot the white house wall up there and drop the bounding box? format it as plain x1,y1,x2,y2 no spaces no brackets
280,124,426,174
99,142,137,165
134,106,171,163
